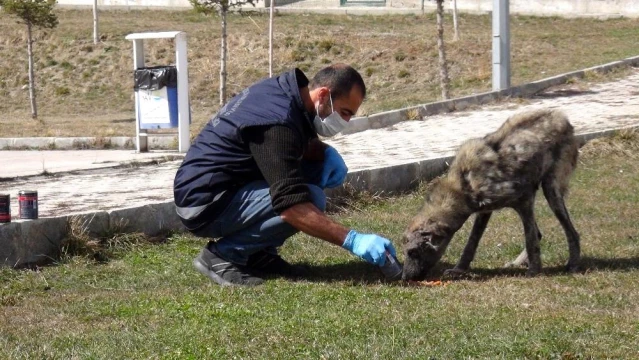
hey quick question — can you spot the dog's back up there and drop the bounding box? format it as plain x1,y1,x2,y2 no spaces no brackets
447,109,579,210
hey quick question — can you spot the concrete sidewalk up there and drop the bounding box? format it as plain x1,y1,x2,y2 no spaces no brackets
1,67,638,267
1,68,638,220
0,150,182,179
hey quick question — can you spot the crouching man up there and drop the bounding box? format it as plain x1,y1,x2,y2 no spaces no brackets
173,64,397,286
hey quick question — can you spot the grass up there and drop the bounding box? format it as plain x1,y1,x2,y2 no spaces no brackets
0,10,638,137
1,134,639,358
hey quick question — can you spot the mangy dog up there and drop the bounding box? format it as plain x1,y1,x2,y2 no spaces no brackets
402,109,581,280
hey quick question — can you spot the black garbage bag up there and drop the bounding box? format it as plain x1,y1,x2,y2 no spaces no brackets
133,66,177,91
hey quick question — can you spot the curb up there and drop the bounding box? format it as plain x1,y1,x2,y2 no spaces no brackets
342,55,639,135
0,136,177,151
0,201,182,267
2,126,637,268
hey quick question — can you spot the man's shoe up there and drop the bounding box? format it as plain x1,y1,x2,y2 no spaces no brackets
193,246,264,287
247,251,309,278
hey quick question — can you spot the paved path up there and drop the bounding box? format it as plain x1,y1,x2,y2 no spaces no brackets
331,71,639,170
1,69,638,220
0,150,180,178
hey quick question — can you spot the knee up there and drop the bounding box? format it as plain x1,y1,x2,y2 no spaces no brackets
307,184,327,212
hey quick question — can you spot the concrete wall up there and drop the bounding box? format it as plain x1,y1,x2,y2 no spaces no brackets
57,0,639,17
455,0,639,17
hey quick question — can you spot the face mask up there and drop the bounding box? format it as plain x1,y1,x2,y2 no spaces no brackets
313,94,348,137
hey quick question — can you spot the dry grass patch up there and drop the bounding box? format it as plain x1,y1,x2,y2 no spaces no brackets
1,10,638,137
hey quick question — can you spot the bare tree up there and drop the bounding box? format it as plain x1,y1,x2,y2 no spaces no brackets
452,0,460,41
435,0,450,99
1,0,58,119
190,0,256,106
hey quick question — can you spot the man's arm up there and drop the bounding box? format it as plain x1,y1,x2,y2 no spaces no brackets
302,138,327,162
244,125,395,265
280,202,349,246
244,125,347,244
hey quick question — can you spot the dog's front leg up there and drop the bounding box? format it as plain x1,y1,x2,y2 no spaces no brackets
444,212,492,278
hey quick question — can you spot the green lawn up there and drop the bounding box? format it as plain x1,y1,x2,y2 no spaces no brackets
1,134,639,359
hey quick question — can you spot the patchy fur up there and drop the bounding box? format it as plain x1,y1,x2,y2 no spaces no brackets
402,109,581,280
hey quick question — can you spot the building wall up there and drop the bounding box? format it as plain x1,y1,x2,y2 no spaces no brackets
56,0,639,18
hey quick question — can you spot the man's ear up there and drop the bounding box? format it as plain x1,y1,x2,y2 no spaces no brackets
317,86,330,102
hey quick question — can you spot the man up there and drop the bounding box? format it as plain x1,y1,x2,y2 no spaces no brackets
174,64,397,286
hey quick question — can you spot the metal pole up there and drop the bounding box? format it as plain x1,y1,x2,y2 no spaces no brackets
492,0,510,91
93,0,99,44
132,39,148,153
175,33,191,153
269,0,274,77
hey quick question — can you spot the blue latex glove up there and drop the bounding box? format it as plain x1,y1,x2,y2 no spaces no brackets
320,146,348,189
342,230,397,266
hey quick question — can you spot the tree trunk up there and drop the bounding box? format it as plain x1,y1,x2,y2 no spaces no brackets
93,0,99,44
269,0,274,77
436,0,450,100
452,0,460,41
27,22,38,119
219,6,228,106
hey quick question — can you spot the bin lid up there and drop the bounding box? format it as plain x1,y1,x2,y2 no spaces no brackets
126,31,185,40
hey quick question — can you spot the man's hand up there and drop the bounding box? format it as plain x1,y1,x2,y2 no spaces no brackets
342,230,397,266
320,146,348,189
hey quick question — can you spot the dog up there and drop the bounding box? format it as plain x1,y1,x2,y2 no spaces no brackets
402,108,581,280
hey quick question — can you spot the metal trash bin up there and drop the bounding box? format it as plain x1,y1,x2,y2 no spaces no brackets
134,66,179,129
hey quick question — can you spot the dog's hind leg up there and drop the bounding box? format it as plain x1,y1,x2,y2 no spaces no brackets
542,178,581,273
514,197,542,276
506,221,542,268
445,212,492,277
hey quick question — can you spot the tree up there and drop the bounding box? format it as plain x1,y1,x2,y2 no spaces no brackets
190,0,256,106
434,0,450,99
1,0,58,119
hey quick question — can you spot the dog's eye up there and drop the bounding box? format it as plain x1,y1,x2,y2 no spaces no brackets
419,231,432,241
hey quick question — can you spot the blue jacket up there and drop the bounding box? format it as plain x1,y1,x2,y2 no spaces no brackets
173,69,314,230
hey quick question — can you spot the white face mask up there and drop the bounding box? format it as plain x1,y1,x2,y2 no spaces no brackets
313,94,348,137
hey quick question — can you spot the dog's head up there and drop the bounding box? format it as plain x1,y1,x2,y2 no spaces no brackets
401,219,453,281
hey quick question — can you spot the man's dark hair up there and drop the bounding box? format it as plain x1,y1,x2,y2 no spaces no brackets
309,64,366,100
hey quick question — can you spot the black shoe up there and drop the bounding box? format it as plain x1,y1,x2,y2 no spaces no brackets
193,246,264,287
247,251,309,278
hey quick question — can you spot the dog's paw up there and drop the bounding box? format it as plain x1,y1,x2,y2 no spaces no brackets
442,267,468,279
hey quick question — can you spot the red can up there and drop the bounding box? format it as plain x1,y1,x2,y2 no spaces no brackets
0,194,10,223
18,190,38,220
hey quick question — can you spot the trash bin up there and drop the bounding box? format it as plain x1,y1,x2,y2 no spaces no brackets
134,66,179,129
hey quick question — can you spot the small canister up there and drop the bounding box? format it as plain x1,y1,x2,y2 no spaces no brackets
18,190,38,220
0,194,10,223
379,251,403,281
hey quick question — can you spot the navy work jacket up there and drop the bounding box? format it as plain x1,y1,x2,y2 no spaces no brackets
173,68,315,230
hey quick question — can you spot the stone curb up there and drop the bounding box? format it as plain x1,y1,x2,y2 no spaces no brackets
1,56,638,150
0,201,183,267
2,126,637,268
0,136,177,151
